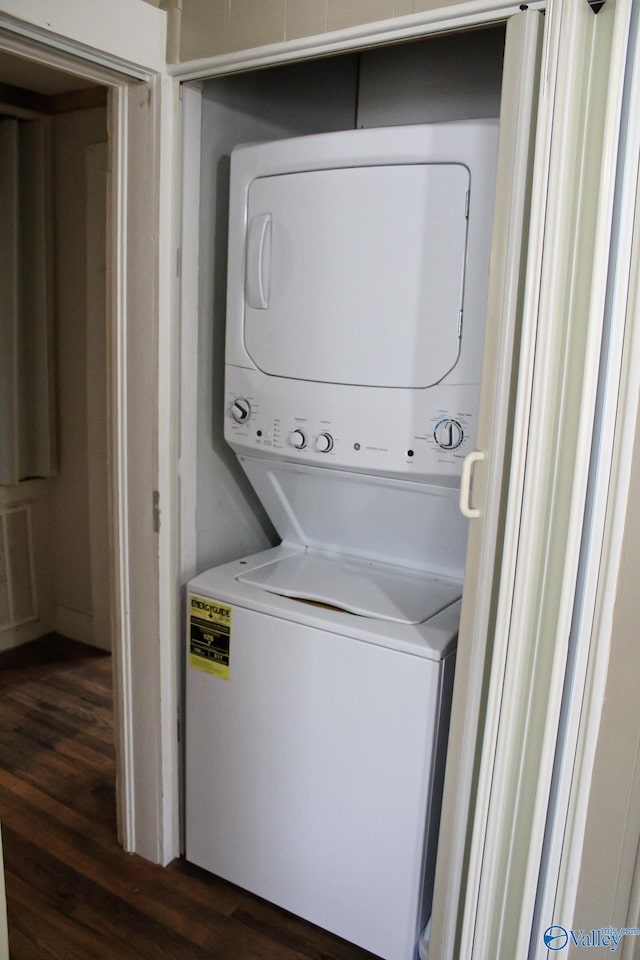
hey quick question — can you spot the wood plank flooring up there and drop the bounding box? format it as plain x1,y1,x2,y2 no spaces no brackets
0,635,378,960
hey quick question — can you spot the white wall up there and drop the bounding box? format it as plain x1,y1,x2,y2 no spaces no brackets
356,27,505,126
49,106,108,644
174,0,473,62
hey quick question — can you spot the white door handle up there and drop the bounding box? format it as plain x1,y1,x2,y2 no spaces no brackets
245,213,272,309
459,450,485,519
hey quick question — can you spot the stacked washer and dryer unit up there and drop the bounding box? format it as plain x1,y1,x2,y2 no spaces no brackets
186,120,498,960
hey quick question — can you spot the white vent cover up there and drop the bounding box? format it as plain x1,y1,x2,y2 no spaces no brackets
0,503,37,631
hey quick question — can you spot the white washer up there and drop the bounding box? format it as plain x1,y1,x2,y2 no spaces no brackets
186,545,457,960
185,121,498,960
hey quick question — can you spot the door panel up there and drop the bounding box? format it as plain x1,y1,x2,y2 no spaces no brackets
434,1,633,958
245,164,469,387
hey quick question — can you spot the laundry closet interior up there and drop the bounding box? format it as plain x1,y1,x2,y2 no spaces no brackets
184,15,538,960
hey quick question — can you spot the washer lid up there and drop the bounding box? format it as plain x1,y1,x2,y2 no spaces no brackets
239,456,469,580
236,549,461,625
244,162,469,388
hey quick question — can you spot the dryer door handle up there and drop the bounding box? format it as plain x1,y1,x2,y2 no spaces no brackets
459,450,485,519
246,213,272,309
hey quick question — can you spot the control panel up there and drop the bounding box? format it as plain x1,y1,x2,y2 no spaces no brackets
225,365,478,483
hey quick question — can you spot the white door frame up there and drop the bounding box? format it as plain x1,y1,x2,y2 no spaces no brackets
0,3,179,865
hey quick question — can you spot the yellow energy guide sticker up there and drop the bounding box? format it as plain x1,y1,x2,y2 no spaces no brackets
188,595,231,680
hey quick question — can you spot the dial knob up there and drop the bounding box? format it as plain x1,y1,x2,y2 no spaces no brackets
434,419,463,450
231,397,251,423
288,429,307,449
314,432,334,453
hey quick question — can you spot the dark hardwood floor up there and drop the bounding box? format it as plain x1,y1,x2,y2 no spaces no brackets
0,635,378,960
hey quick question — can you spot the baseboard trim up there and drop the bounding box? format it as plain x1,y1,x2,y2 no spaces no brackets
54,605,100,648
0,618,50,653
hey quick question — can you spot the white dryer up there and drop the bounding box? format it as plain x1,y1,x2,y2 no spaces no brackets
185,121,498,960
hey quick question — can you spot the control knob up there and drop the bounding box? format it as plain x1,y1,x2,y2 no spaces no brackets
314,432,334,453
231,397,251,423
434,419,463,450
288,429,307,449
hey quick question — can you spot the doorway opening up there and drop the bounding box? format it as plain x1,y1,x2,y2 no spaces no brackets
176,13,541,959
0,57,110,658
0,4,176,863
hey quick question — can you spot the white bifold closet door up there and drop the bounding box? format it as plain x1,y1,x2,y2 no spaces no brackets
0,117,55,485
428,2,634,959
